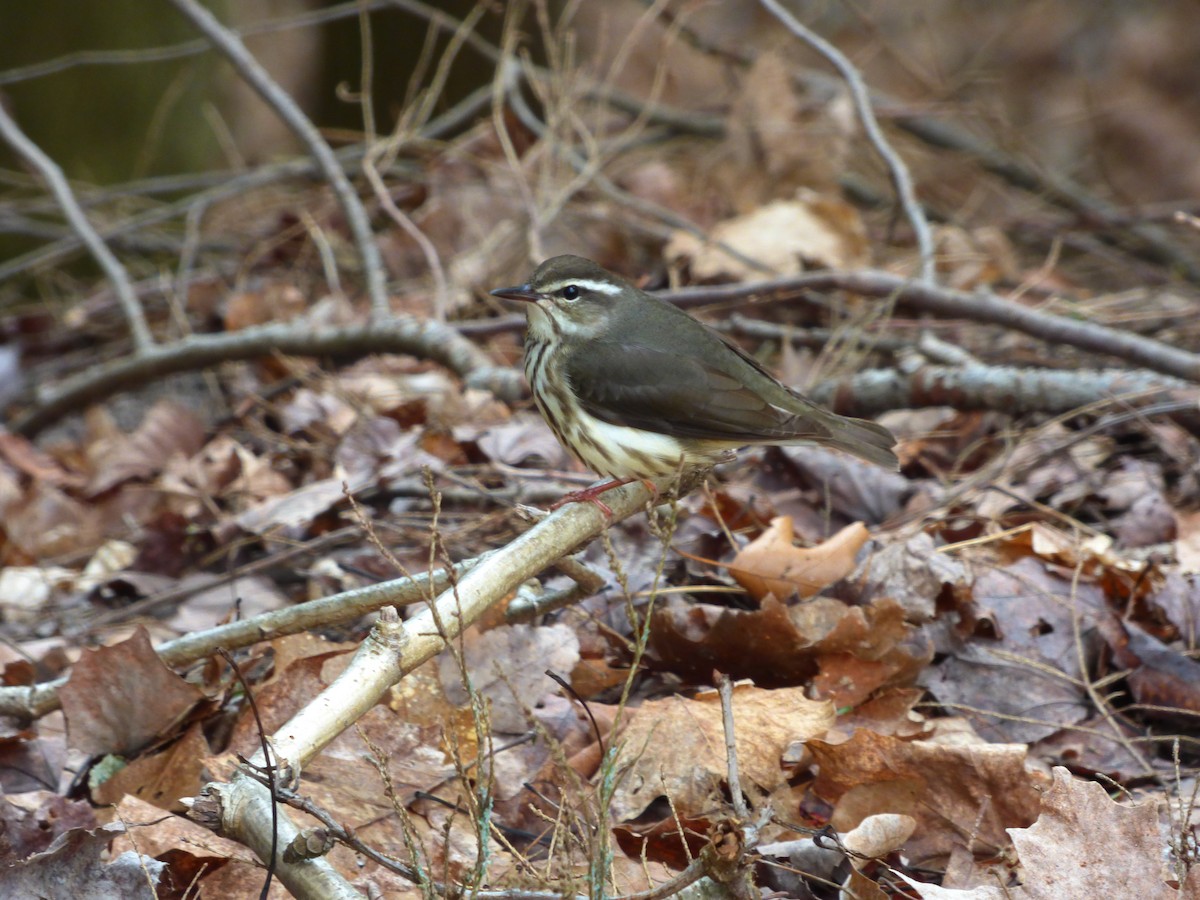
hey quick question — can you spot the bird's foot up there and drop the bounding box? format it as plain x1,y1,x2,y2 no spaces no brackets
549,479,629,518
550,478,659,519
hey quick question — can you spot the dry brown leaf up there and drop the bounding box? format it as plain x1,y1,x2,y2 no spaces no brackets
1176,509,1200,574
0,733,65,794
438,623,580,733
613,813,711,870
1097,613,1200,723
91,723,208,812
108,796,245,893
1030,711,1149,782
335,416,446,486
828,688,931,742
0,565,76,625
304,704,455,813
1003,768,1180,900
610,684,835,820
900,767,1187,898
721,52,855,200
809,729,1047,867
3,481,102,559
0,821,163,898
775,444,911,526
85,400,206,496
223,282,306,331
920,558,1099,744
233,476,348,535
159,434,291,519
606,855,684,897
848,531,970,622
278,387,360,437
166,574,288,635
649,595,817,686
843,812,918,862
59,627,205,758
476,411,573,469
932,225,1019,290
223,646,354,758
0,430,85,488
649,591,928,699
730,517,869,601
0,792,96,861
666,192,869,282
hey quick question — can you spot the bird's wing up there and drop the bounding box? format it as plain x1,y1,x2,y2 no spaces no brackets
564,341,819,442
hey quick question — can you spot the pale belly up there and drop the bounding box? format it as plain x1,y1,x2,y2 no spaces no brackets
527,340,729,480
558,403,724,480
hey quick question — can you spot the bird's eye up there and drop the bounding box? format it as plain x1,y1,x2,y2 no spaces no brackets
561,284,580,301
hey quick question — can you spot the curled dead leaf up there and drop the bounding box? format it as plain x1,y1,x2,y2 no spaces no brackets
730,517,869,601
666,192,869,283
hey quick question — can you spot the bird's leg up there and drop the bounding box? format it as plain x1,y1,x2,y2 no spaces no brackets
549,478,630,518
550,478,659,518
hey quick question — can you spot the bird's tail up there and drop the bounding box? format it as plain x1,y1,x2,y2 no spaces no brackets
814,413,899,470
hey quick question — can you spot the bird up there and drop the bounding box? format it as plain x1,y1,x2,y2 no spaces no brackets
490,255,897,512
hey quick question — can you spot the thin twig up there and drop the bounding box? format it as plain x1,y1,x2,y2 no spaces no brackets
608,857,708,900
0,103,154,351
165,0,391,318
220,649,280,899
758,0,936,285
504,64,774,277
716,673,750,820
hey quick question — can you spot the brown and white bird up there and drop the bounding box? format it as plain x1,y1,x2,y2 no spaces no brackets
491,255,897,509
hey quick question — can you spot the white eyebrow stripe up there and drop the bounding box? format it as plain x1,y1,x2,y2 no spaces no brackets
541,278,623,296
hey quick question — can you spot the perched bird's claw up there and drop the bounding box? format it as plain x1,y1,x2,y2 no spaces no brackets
550,478,634,520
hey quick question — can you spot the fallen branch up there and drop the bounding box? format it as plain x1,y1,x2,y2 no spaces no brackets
807,364,1198,428
665,270,1200,383
191,481,655,899
0,554,481,721
13,319,523,437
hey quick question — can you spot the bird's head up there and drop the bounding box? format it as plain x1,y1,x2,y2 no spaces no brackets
490,255,634,341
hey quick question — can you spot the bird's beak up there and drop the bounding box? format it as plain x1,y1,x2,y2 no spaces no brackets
490,283,542,303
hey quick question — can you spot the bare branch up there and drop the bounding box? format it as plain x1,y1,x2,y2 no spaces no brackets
0,554,478,721
809,364,1197,429
196,482,655,897
758,0,936,285
13,319,522,437
666,270,1200,383
0,103,154,351
164,0,391,318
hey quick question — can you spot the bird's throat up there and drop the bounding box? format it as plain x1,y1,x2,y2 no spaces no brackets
524,304,557,342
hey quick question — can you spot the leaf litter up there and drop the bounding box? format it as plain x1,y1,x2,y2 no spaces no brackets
1,4,1200,897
